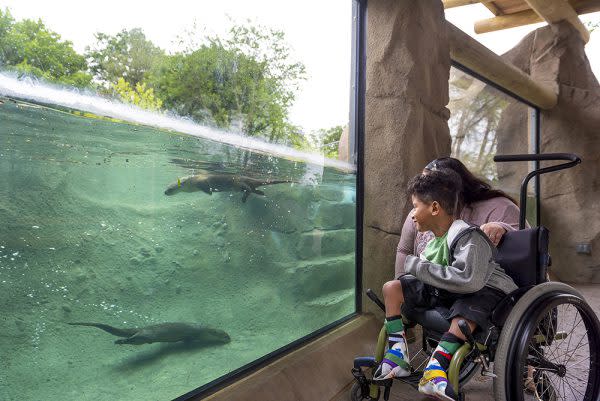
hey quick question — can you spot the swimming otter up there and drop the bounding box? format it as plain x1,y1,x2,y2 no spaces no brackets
68,322,231,345
164,173,293,202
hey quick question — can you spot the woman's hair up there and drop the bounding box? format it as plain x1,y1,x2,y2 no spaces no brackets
408,168,463,217
425,157,517,205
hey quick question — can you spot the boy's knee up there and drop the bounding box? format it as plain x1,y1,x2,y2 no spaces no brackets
382,280,402,296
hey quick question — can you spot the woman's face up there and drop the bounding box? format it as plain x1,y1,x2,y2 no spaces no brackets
411,194,436,232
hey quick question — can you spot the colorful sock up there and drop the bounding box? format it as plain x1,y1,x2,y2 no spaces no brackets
385,316,405,349
419,332,463,400
375,316,411,379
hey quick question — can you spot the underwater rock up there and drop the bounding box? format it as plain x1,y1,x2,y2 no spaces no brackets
315,201,355,230
296,229,355,260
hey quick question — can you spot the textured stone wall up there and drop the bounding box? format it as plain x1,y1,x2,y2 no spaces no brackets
500,22,600,282
363,0,451,314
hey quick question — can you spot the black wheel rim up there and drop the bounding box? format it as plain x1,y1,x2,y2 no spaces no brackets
506,293,600,401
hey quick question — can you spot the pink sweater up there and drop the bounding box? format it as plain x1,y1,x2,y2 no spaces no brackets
395,196,520,278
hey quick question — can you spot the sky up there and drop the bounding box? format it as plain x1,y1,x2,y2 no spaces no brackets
0,1,598,133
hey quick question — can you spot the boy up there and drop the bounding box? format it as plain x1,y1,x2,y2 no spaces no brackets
374,169,517,401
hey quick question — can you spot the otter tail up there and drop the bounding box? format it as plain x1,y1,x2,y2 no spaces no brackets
68,322,138,338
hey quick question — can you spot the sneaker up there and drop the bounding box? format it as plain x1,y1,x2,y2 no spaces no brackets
373,341,411,379
418,375,457,401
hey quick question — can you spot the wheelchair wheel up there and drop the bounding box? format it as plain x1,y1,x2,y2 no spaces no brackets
350,382,379,401
493,282,600,401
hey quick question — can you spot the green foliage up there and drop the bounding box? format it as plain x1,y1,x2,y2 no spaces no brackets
1,9,310,149
312,125,344,158
151,23,306,143
585,20,600,33
0,8,91,87
112,77,163,111
86,28,165,88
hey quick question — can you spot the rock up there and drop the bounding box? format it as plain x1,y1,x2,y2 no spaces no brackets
499,22,600,282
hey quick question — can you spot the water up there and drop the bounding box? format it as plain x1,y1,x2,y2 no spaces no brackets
0,86,356,400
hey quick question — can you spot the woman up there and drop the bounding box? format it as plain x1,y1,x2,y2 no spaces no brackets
395,157,520,278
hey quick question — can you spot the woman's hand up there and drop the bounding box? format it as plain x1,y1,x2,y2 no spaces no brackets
480,222,507,246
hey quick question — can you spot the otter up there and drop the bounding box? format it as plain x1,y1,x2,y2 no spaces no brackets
164,173,293,202
68,322,231,345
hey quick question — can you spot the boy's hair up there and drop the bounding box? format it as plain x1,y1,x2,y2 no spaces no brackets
408,168,463,216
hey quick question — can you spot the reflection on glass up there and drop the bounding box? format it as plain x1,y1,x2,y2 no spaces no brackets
449,67,536,224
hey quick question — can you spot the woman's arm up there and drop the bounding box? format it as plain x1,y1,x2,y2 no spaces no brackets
395,213,416,278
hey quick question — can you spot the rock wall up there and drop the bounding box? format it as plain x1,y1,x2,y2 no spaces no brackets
500,22,600,282
363,0,451,314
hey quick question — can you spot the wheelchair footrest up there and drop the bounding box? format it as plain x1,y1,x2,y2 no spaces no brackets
393,371,423,390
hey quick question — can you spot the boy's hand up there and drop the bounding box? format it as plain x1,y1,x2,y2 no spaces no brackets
480,222,506,246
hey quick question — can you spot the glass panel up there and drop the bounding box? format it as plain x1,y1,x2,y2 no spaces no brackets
448,66,537,226
0,2,355,400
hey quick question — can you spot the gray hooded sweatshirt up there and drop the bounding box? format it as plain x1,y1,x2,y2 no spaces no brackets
404,220,517,295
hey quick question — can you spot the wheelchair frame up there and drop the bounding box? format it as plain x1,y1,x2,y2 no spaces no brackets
351,153,600,401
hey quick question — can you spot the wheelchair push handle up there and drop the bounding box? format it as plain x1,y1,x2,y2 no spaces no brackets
366,289,386,312
493,152,581,164
493,152,581,229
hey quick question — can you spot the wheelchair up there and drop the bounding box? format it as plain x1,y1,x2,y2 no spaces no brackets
351,153,600,401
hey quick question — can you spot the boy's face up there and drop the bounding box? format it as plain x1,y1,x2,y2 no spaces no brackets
411,194,439,232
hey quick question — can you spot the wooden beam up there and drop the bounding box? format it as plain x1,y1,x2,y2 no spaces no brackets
475,0,599,39
447,22,558,110
483,2,503,16
475,9,543,33
574,0,600,14
524,0,590,42
442,0,493,9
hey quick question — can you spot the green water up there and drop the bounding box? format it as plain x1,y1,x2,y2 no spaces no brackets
0,98,356,400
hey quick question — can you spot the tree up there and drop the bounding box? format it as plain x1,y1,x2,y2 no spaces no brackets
150,22,306,143
112,77,162,110
86,28,165,88
585,20,600,33
448,71,508,181
312,125,344,158
0,8,91,87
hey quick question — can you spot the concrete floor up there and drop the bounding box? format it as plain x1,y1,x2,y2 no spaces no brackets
333,283,600,401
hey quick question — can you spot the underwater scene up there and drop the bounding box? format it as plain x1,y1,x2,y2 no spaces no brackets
0,89,356,400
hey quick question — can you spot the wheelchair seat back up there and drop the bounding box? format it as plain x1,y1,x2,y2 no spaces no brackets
495,226,550,287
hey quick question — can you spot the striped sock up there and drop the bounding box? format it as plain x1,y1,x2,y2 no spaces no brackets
375,316,411,379
419,332,463,400
385,316,405,349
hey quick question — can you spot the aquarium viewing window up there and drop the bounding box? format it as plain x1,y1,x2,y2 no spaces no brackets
0,1,357,400
449,62,540,226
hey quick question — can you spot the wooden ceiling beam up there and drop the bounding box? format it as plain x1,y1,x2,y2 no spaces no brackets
475,9,544,33
475,0,599,39
483,2,504,16
442,0,494,9
447,21,558,109
527,0,589,42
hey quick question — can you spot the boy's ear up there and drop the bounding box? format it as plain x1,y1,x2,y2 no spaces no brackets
431,201,440,216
